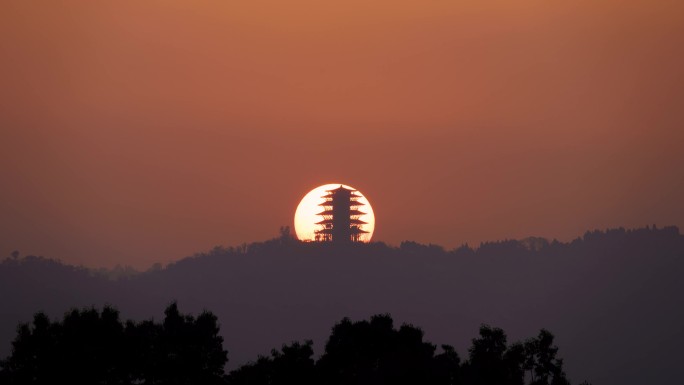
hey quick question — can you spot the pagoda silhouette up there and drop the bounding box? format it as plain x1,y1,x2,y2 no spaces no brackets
314,185,369,243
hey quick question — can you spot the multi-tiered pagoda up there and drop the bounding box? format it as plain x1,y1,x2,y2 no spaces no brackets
314,185,369,243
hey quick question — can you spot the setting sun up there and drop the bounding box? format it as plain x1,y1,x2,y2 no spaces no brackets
294,184,375,242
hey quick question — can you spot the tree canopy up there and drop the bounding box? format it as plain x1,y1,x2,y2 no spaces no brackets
0,303,227,385
0,305,588,385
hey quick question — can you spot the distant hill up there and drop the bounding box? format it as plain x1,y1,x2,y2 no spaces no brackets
1,226,682,385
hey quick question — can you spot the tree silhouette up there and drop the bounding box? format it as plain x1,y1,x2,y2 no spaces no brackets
155,302,227,384
523,329,569,385
0,307,586,385
228,340,315,385
0,307,129,384
2,225,677,384
432,344,461,385
224,315,574,385
462,325,511,385
316,314,439,385
503,342,527,385
460,325,571,385
0,303,227,385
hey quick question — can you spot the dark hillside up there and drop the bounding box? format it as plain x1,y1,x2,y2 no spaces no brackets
1,226,682,385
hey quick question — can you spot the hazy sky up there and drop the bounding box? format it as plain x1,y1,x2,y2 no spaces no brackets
2,1,683,268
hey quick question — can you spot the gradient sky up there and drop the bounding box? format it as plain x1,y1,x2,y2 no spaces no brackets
1,1,683,268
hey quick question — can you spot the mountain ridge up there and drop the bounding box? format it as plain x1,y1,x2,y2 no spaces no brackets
1,225,682,385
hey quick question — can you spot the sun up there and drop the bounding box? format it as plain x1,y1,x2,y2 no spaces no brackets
294,184,375,242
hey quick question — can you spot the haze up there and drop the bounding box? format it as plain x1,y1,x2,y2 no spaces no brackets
1,1,683,268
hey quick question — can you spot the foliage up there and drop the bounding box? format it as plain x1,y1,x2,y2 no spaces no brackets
0,303,227,385
0,305,582,385
226,316,572,385
228,340,315,385
461,325,569,385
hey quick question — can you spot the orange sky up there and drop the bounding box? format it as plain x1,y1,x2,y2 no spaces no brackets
1,1,683,268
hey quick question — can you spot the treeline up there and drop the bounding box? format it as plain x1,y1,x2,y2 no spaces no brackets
165,224,681,271
1,225,680,384
0,304,587,385
0,304,226,385
2,225,679,277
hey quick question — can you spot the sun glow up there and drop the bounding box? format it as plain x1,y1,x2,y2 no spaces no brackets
294,184,375,242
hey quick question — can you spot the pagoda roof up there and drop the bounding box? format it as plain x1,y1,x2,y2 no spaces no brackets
318,200,365,206
350,228,370,234
316,209,367,216
326,185,356,192
316,218,368,225
314,228,369,235
320,192,362,199
322,190,364,198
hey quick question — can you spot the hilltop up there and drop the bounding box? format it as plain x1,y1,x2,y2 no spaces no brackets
1,226,682,385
